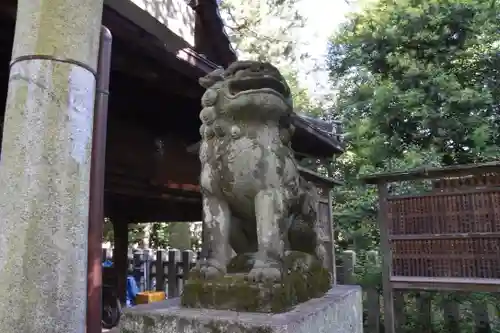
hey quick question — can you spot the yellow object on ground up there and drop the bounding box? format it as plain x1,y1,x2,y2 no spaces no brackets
135,291,166,304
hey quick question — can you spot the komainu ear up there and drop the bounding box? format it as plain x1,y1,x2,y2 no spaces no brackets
199,68,225,89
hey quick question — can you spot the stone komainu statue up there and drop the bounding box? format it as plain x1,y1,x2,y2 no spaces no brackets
196,61,328,282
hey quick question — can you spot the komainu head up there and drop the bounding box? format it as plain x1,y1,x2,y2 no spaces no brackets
199,61,293,120
198,60,296,142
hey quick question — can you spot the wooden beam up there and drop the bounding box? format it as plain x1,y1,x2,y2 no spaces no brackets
110,66,202,100
185,141,343,188
361,161,500,184
391,276,500,293
105,171,201,200
186,123,344,159
112,216,129,304
291,114,344,155
186,140,320,160
0,0,15,20
105,193,201,222
109,34,205,97
102,0,217,80
297,166,343,187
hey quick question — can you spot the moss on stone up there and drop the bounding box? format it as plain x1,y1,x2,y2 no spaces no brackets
181,251,331,313
254,328,274,333
227,253,254,273
120,308,281,333
205,320,273,333
181,274,262,312
142,315,156,332
120,329,135,333
206,321,224,333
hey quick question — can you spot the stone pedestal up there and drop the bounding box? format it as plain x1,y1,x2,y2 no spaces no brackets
181,251,331,313
0,0,103,332
119,285,363,333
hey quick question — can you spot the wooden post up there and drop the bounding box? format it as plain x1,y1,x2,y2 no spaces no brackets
416,292,432,333
133,249,145,292
377,182,396,333
443,293,460,333
143,249,152,291
393,292,405,329
182,250,191,281
473,300,491,333
328,189,337,284
113,218,129,304
366,250,381,333
156,249,166,292
342,250,356,285
181,250,194,294
148,250,155,291
168,249,180,298
149,249,155,290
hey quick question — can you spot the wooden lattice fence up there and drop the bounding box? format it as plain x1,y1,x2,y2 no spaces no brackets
362,162,500,333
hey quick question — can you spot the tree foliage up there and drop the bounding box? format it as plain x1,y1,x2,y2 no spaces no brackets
219,0,319,113
330,0,500,167
328,0,500,253
220,0,305,64
328,3,500,329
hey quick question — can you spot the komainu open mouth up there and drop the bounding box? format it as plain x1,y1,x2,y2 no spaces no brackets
229,76,288,97
225,61,291,98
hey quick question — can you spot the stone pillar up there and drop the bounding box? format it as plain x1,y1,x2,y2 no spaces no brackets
113,218,129,304
0,1,104,333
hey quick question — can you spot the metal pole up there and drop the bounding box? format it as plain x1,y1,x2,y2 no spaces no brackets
87,26,112,333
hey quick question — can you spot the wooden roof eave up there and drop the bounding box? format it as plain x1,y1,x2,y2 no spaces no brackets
186,116,345,159
0,0,220,79
103,0,343,156
291,114,345,156
189,0,238,68
185,142,343,188
360,161,500,185
297,166,343,188
104,0,220,78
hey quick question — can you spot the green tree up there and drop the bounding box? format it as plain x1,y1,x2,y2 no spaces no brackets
219,0,318,113
327,0,500,252
328,0,500,167
327,4,500,330
220,0,305,64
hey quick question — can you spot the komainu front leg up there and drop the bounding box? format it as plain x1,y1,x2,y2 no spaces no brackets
197,195,231,280
246,189,287,283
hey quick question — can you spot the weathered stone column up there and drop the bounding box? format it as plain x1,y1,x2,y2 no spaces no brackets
0,1,104,332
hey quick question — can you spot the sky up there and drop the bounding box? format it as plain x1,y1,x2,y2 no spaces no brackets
295,0,354,99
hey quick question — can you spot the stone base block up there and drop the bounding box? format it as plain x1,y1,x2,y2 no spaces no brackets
181,251,332,313
119,285,363,333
